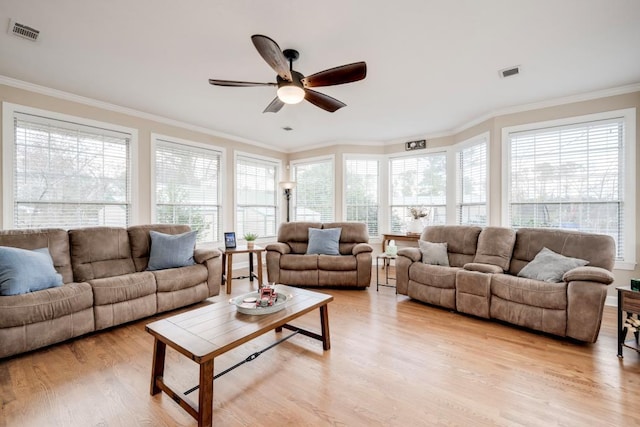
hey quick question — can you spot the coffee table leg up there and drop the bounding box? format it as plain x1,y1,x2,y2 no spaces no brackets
319,305,331,350
198,360,214,427
150,338,166,395
226,254,233,294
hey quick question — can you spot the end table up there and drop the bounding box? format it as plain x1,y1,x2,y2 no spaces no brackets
617,286,640,358
219,245,265,294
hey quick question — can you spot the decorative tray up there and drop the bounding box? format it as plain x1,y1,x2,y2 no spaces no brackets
230,289,291,315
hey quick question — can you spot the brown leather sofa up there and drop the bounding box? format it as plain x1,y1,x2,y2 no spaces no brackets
0,224,222,358
396,225,616,342
266,222,373,288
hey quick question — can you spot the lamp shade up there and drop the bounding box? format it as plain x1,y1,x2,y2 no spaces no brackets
277,85,305,104
279,181,296,190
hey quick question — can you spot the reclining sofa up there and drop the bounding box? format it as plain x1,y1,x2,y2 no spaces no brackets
0,224,222,358
396,225,616,342
266,222,372,288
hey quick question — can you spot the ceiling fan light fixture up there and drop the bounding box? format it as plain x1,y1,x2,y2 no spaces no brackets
277,84,305,104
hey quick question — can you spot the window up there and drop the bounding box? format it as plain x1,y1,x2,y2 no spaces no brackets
504,109,636,265
235,153,279,238
456,134,488,225
389,153,447,233
291,157,334,222
345,158,379,236
153,136,222,243
4,107,133,229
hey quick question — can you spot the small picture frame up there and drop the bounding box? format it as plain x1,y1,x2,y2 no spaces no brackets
224,232,236,249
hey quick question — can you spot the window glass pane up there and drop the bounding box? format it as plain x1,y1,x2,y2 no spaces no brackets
13,113,130,228
345,159,379,236
155,139,221,243
236,155,278,238
456,139,487,225
292,159,334,222
508,118,624,259
389,153,447,233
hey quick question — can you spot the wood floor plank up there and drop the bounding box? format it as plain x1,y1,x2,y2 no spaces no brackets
1,267,639,426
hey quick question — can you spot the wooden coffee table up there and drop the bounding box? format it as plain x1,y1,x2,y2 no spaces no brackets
145,285,333,427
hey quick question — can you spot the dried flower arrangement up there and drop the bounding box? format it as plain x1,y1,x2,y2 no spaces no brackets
409,207,430,220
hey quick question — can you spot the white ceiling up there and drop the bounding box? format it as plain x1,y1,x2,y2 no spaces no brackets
1,1,639,152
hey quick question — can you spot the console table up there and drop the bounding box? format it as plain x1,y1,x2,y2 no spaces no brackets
381,233,420,252
617,286,640,358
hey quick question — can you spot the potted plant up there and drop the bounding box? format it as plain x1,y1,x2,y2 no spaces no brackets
407,207,430,234
244,232,258,248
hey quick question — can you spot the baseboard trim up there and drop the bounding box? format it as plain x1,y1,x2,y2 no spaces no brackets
605,295,617,307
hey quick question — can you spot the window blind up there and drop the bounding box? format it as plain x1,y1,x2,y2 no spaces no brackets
456,140,487,225
236,155,278,238
154,139,221,243
13,113,131,229
508,117,624,259
345,159,379,236
389,153,446,233
292,158,334,222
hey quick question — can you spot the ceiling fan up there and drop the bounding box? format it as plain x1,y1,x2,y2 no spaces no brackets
208,34,367,113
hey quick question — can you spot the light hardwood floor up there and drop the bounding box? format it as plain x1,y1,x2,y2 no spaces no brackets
1,267,639,426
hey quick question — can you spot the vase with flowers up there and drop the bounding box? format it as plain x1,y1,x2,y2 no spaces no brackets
407,207,430,234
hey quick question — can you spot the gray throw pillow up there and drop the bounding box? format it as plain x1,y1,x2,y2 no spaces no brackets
518,247,588,283
0,246,63,296
147,230,197,271
419,241,450,266
306,228,342,255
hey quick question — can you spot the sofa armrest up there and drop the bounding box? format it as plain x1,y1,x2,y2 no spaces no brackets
563,266,614,285
463,262,504,274
265,242,291,255
193,248,221,264
397,247,421,262
352,243,373,255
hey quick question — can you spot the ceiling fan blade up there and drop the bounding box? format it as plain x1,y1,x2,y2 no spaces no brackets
208,79,276,87
263,97,285,113
251,34,293,81
303,62,367,88
304,89,346,113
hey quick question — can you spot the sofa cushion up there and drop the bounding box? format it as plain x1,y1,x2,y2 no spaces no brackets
318,255,357,271
421,225,481,267
89,272,156,306
0,228,73,284
152,264,208,293
69,227,136,282
148,230,197,271
281,254,318,270
323,222,370,255
307,228,341,255
518,247,588,283
491,274,567,310
418,241,449,266
0,282,94,328
0,247,63,296
473,227,516,271
409,263,459,289
128,224,193,271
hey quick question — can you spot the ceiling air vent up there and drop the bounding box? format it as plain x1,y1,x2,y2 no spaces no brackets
499,65,520,79
8,19,40,42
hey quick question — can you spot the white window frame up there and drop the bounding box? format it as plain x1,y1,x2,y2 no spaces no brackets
2,102,139,228
290,155,335,223
501,108,636,270
233,151,282,240
388,149,448,232
451,132,490,226
150,133,225,244
343,154,383,237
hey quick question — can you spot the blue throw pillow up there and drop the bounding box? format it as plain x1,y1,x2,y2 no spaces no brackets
306,228,342,255
0,246,63,296
147,230,197,271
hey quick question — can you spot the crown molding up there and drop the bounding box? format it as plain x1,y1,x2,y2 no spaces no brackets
0,75,284,153
451,82,640,135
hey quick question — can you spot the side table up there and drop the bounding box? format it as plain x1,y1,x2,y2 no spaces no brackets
376,254,397,293
617,286,640,358
219,245,265,294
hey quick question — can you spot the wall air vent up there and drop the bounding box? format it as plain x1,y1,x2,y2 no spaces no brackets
8,19,40,42
499,65,520,78
282,126,293,131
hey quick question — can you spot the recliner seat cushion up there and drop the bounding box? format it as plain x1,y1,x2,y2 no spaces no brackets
153,264,208,293
409,263,459,289
280,254,318,270
89,272,156,306
491,274,567,310
318,255,357,271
